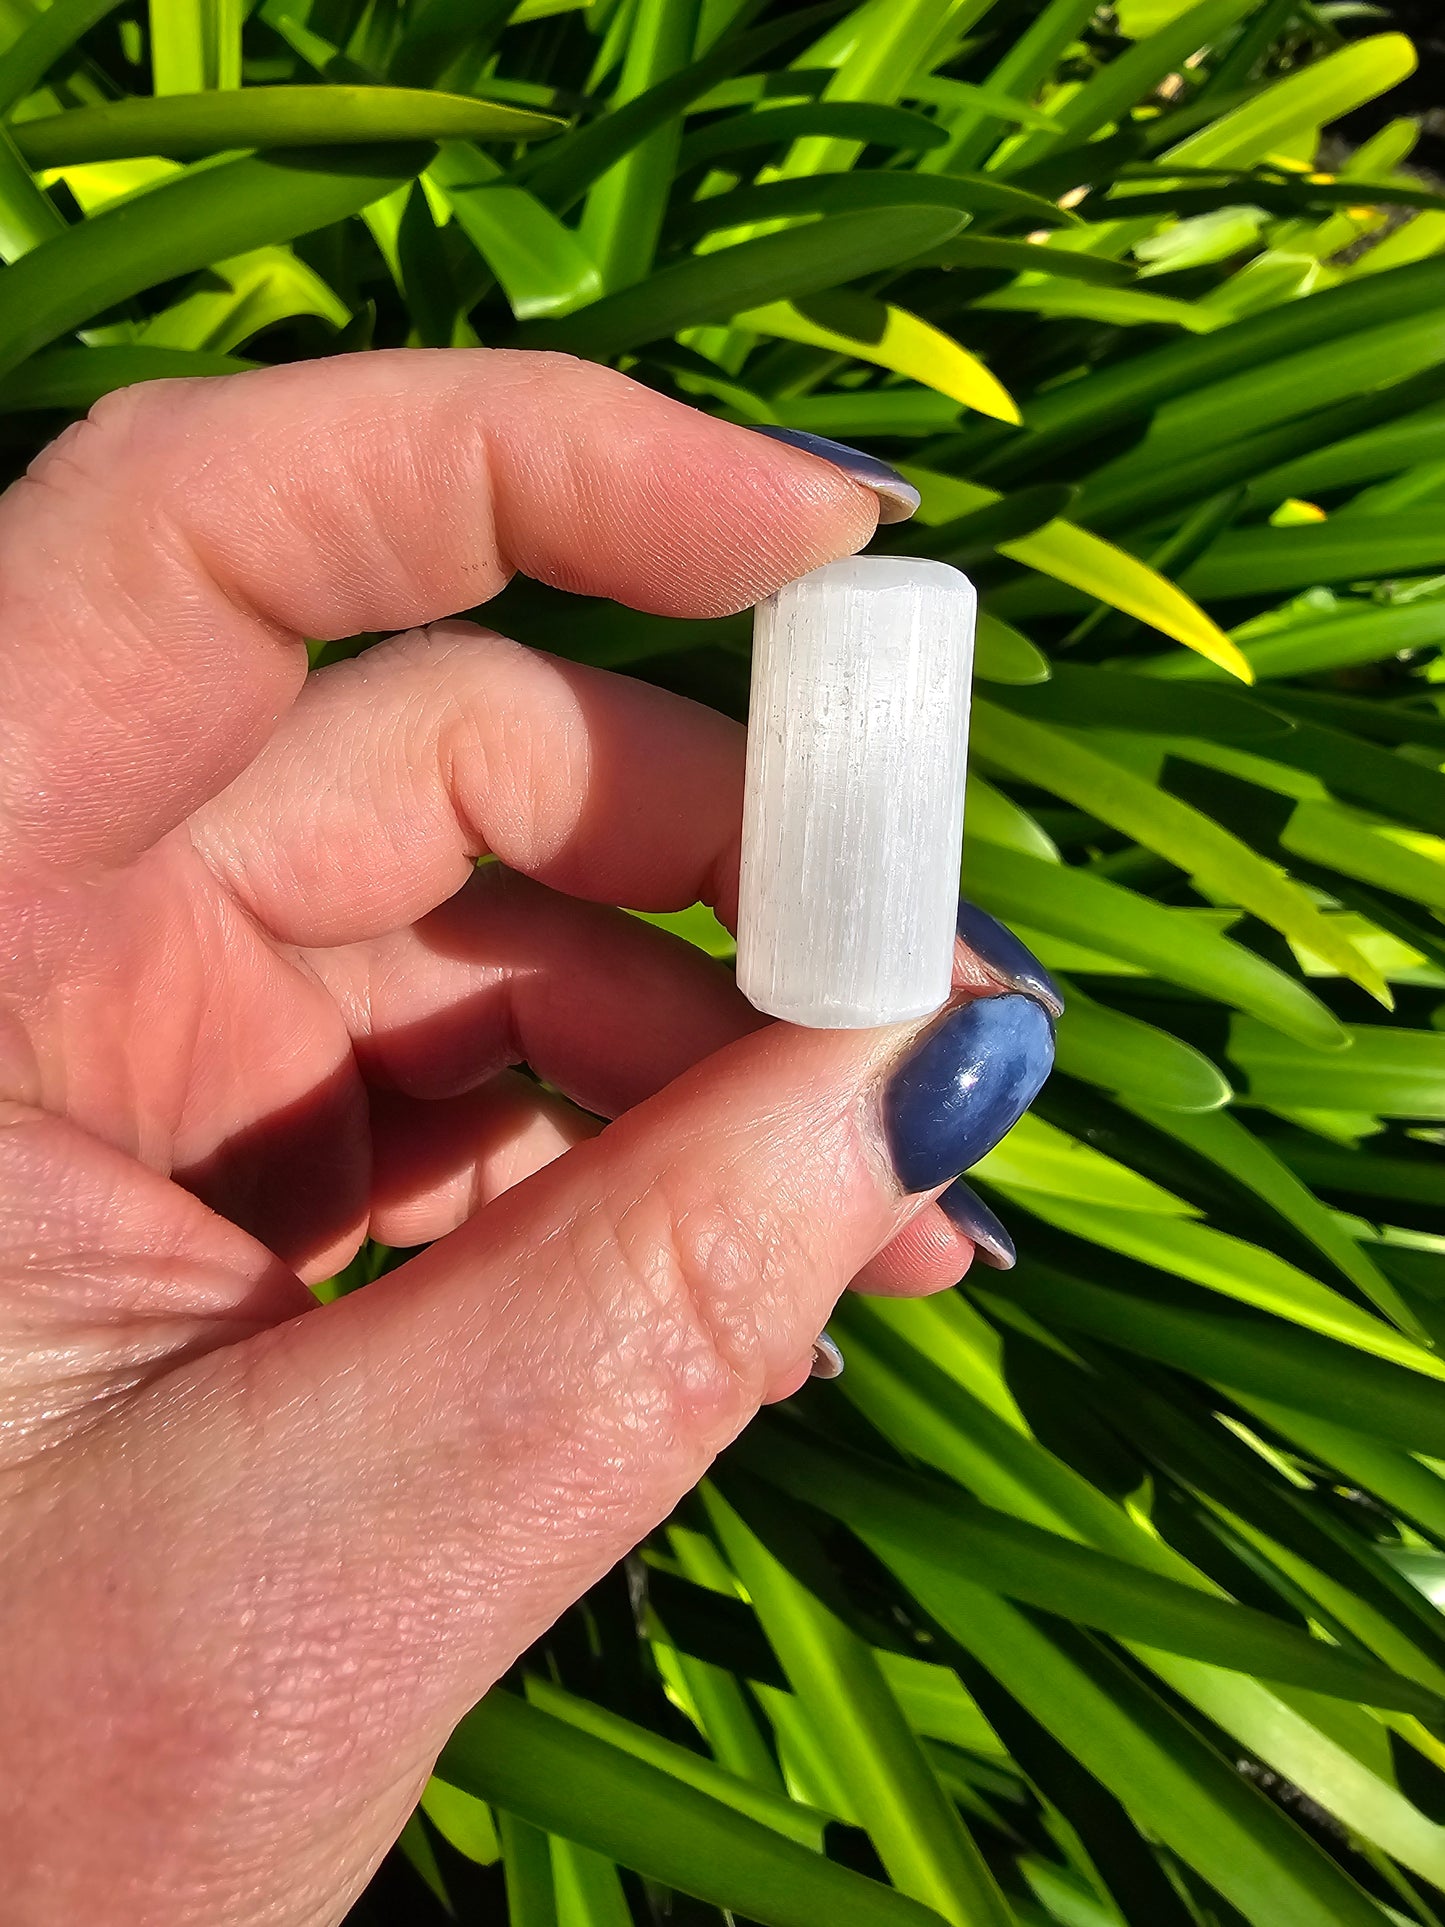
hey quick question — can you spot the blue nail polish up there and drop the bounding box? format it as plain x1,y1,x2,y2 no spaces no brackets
940,1178,1016,1270
957,901,1065,1018
885,993,1055,1193
752,426,920,525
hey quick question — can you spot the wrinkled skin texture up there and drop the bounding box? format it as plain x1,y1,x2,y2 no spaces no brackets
0,353,993,1925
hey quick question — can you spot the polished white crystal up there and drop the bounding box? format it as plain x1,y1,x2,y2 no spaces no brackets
736,555,976,1029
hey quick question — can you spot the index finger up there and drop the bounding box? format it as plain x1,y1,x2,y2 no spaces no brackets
0,350,880,873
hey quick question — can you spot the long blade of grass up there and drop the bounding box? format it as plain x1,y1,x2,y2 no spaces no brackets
735,295,1020,421
705,1483,1019,1927
974,703,1388,1001
0,145,430,381
13,87,562,166
0,0,127,115
739,1423,1445,1719
520,205,967,359
440,1690,950,1927
962,840,1346,1048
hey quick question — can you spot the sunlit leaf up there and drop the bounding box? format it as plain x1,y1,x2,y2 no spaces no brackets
12,86,561,165
0,146,430,380
736,294,1021,422
523,206,966,360
904,466,1250,677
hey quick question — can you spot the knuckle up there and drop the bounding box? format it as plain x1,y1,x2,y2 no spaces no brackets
578,1154,824,1449
21,379,203,504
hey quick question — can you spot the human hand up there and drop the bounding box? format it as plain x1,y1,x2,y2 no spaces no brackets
0,352,1056,1923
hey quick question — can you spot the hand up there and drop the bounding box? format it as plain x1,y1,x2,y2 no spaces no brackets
0,352,1056,1924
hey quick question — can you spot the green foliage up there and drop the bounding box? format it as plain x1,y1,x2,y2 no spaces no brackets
3,1,1443,1923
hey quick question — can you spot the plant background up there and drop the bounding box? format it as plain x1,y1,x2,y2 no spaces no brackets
2,1,1445,1923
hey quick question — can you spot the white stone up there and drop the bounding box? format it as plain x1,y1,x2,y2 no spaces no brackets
736,555,976,1029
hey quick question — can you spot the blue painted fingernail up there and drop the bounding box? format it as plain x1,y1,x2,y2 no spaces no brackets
940,1178,1016,1270
751,426,920,525
810,1331,845,1379
884,993,1055,1193
957,900,1065,1019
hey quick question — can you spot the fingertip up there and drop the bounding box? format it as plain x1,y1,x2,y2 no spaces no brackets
852,1202,977,1297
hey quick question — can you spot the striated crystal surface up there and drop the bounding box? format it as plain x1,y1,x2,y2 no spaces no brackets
737,555,976,1029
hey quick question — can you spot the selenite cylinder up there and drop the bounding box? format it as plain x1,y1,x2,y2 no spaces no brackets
736,555,976,1029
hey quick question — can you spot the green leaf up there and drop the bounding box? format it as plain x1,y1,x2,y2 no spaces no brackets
927,0,1097,174
520,206,967,360
499,1812,558,1927
967,770,1055,855
522,3,844,213
0,146,431,382
1281,801,1445,913
1019,1197,1444,1373
1107,173,1445,222
1178,515,1445,601
1117,314,1445,482
1140,599,1445,681
581,0,699,293
12,87,562,167
973,1112,1193,1214
149,0,243,93
678,101,949,173
910,485,1080,561
1053,989,1232,1112
912,75,1063,135
973,703,1389,1002
904,467,1249,677
976,613,1051,686
422,1777,501,1865
0,0,127,116
841,1299,1445,1880
1242,1401,1445,1543
997,0,1260,176
977,256,1445,485
994,1263,1445,1458
388,0,515,90
0,343,253,411
396,1810,452,1912
521,1676,828,1851
735,293,1021,422
1126,1101,1422,1334
771,0,999,179
0,125,67,263
1350,208,1445,280
1275,1141,1445,1211
439,1691,948,1927
971,282,1219,333
706,1485,1019,1927
740,1425,1445,1721
675,171,1079,241
551,1836,631,1927
872,1558,1398,1927
1231,1015,1445,1120
919,237,1135,283
1159,35,1418,175
993,663,1286,740
962,840,1346,1048
137,244,349,353
428,140,601,319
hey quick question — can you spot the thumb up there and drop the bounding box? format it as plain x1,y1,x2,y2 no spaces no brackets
282,989,1052,1656
37,986,1053,1921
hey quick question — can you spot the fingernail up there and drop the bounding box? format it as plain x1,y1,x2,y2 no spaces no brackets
810,1331,845,1379
956,900,1065,1019
940,1178,1016,1270
884,992,1055,1194
751,426,920,525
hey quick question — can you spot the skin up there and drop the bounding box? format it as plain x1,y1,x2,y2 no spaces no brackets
0,350,1000,1925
